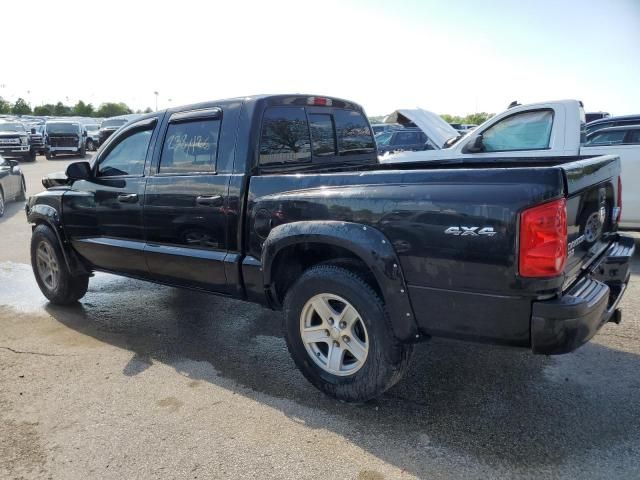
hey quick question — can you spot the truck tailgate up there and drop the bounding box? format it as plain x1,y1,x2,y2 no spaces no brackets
560,155,621,289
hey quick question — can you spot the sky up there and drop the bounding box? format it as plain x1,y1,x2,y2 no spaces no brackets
1,0,639,117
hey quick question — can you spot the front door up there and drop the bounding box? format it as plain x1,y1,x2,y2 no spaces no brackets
143,108,231,293
63,117,159,276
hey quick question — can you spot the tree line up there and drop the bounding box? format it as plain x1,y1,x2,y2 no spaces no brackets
0,97,153,118
368,112,494,126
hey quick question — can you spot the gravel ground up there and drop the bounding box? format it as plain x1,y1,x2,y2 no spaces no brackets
1,154,639,479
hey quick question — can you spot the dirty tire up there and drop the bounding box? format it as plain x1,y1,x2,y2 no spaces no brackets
0,188,4,217
31,224,89,305
283,265,413,402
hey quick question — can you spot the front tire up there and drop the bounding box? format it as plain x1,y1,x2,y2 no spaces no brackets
79,146,86,158
31,224,89,305
86,139,95,151
283,265,413,402
45,151,52,160
16,177,26,201
0,189,5,217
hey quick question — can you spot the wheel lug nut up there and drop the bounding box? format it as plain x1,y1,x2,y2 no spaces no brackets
342,335,350,343
325,330,330,336
333,341,339,347
339,321,347,329
328,318,334,325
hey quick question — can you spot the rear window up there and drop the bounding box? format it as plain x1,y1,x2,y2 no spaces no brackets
259,107,311,165
259,106,374,167
586,130,627,146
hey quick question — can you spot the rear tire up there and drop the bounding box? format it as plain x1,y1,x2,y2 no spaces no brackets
86,139,95,151
0,189,5,217
283,264,413,402
31,224,89,305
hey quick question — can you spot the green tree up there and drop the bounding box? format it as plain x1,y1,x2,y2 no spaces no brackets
96,102,132,117
33,104,55,116
11,98,32,115
72,100,94,116
143,107,153,114
53,102,71,116
0,97,11,114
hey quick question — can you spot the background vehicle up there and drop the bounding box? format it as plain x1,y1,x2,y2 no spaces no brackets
28,94,632,402
371,123,403,135
27,123,46,156
376,127,433,153
98,114,140,146
0,121,35,161
0,155,26,216
381,100,640,229
586,126,640,146
586,114,640,135
44,121,86,159
585,111,611,123
83,123,100,151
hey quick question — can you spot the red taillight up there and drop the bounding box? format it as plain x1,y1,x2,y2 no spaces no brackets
307,96,332,106
617,176,622,222
519,198,567,278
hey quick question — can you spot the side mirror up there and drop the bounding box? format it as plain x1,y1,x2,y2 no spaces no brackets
66,161,92,181
82,130,88,137
463,134,484,153
7,160,19,171
31,128,36,134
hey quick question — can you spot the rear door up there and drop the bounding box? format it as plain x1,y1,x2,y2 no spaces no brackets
143,107,232,292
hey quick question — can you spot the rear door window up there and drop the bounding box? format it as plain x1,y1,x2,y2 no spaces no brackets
159,118,220,174
393,131,421,146
482,110,553,152
259,107,311,165
586,130,627,146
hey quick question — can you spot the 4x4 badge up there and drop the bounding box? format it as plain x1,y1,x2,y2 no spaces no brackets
444,226,497,237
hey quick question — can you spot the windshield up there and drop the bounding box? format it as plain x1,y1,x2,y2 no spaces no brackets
85,124,100,131
375,132,393,146
0,122,26,133
46,123,79,134
101,119,128,128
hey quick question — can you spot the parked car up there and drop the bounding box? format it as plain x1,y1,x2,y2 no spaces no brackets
0,155,26,216
28,94,632,402
98,115,139,146
44,121,86,159
371,123,402,135
585,126,640,146
27,123,46,156
385,108,460,150
83,123,100,151
381,100,640,230
449,123,478,134
376,127,432,154
586,114,640,135
0,121,35,161
585,111,611,123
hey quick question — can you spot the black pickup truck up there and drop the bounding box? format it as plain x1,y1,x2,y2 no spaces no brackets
26,94,634,402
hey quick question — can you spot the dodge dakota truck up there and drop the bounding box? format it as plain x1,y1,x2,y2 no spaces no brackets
26,94,633,402
381,100,640,230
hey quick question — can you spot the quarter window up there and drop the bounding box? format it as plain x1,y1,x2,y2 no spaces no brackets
159,119,220,174
627,130,640,144
259,107,311,165
482,110,553,152
97,128,153,177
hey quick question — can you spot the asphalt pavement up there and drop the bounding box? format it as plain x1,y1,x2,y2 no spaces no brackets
1,154,639,479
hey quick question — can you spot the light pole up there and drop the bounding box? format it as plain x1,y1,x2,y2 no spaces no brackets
154,91,159,111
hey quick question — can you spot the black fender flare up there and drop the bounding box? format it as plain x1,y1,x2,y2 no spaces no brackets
261,221,420,342
27,204,89,276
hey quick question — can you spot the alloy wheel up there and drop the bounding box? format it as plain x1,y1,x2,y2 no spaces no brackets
299,293,369,376
36,241,59,290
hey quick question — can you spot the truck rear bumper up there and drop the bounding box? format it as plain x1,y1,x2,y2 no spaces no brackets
531,235,634,354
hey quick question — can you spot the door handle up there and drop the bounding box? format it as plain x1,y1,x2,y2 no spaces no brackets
195,195,223,207
118,193,138,203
